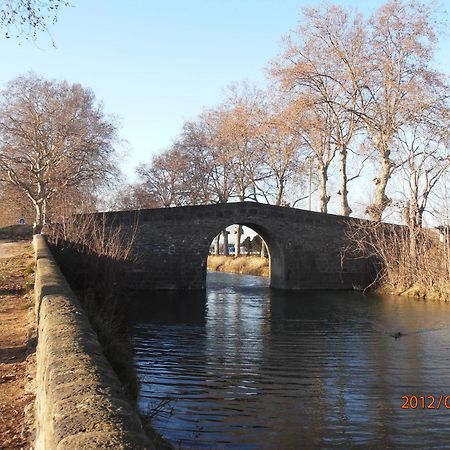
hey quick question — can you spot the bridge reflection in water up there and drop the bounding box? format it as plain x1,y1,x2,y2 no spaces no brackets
129,272,450,449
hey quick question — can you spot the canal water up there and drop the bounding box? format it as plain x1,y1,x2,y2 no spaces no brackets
131,272,450,449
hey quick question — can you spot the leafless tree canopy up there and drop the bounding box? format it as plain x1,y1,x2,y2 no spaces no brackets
0,0,69,40
124,0,448,230
0,74,119,227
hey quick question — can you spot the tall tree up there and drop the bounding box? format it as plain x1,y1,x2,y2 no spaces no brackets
175,120,214,205
218,83,267,204
199,109,235,204
137,148,186,208
285,97,336,213
0,74,119,229
113,183,161,211
216,84,267,255
272,4,365,216
399,104,450,230
255,100,306,206
360,0,445,221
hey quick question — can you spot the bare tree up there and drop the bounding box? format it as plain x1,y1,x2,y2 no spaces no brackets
272,4,365,216
218,83,267,205
175,120,214,205
399,105,450,230
359,0,445,221
113,183,160,211
137,131,212,209
196,109,235,205
286,97,336,213
216,84,268,255
255,99,306,206
0,74,119,230
0,0,69,40
137,148,185,208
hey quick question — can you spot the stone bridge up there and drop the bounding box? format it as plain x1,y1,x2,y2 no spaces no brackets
96,202,374,291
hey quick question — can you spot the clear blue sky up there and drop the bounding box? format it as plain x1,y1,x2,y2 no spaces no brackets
1,0,449,182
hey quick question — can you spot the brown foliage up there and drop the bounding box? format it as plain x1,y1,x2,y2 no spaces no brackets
346,220,450,300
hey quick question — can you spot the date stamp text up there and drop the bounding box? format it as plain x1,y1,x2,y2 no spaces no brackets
401,395,450,410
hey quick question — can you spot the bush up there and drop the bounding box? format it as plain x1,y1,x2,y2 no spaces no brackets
346,220,450,300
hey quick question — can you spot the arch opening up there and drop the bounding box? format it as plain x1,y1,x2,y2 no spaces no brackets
203,223,284,288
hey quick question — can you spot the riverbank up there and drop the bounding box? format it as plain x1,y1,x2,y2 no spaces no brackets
207,255,269,277
375,284,449,302
0,240,35,449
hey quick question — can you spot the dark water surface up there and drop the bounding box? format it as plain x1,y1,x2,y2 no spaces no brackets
131,272,450,449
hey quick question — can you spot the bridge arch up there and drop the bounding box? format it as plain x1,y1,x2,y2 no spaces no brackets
98,202,374,291
203,221,285,287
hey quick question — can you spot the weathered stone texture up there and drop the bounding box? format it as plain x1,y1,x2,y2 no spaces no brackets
33,235,154,450
96,202,374,291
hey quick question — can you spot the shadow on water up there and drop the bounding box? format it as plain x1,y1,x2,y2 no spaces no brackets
126,290,207,325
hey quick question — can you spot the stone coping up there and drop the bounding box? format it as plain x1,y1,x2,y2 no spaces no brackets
33,235,154,450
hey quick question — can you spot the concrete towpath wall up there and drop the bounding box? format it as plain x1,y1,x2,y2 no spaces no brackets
33,235,154,450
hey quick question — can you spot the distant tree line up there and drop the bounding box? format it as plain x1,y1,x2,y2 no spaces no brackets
117,0,449,232
0,0,448,244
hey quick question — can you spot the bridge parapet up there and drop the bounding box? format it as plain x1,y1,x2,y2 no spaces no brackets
92,202,374,291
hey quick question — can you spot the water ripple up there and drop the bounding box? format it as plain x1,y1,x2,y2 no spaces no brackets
132,272,450,449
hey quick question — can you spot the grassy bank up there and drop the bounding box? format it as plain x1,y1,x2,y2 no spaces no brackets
375,284,450,302
208,255,269,277
347,222,450,302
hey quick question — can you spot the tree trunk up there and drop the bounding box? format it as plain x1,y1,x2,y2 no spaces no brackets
33,200,45,234
235,225,241,257
223,229,229,256
214,234,220,256
308,157,313,211
318,162,330,214
338,147,352,216
275,182,285,206
368,155,392,222
261,240,268,258
42,198,47,224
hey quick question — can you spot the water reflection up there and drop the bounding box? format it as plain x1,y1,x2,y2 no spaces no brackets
131,272,450,449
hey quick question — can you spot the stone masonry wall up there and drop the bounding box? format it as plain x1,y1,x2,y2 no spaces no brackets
33,235,154,450
95,202,374,291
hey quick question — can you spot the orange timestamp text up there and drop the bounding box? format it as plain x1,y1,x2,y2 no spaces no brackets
401,395,450,410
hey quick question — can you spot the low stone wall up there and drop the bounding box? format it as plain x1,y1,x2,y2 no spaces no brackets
33,235,154,450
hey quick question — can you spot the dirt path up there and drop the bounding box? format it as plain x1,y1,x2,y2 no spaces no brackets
0,241,29,259
0,241,35,450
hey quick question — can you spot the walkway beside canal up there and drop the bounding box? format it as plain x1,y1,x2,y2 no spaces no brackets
0,241,35,450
